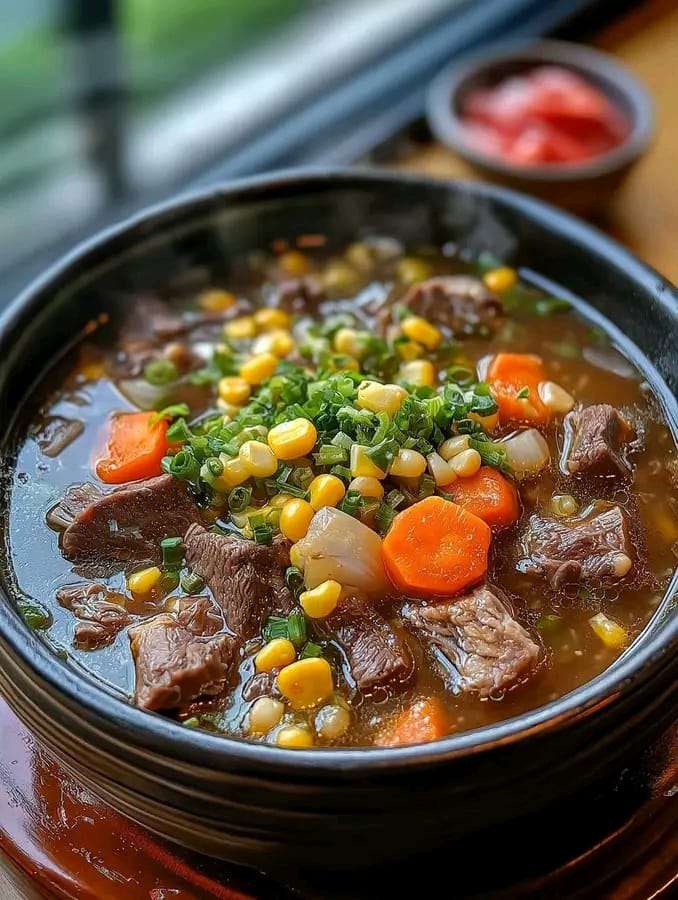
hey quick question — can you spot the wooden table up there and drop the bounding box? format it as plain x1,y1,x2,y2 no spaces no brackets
394,0,678,284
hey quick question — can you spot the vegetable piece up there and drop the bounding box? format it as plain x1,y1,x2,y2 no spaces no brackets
239,440,278,477
161,536,184,569
444,466,520,529
294,506,391,595
487,353,551,425
350,445,386,479
240,352,279,386
399,359,435,387
382,496,491,597
308,474,346,511
315,704,351,740
248,697,284,735
279,498,315,542
500,428,550,480
255,638,296,673
538,380,575,415
268,418,317,460
218,376,251,406
128,566,163,595
483,266,517,293
376,697,448,746
389,448,427,478
254,308,291,331
300,579,342,619
357,381,408,415
448,448,482,478
277,657,334,709
277,726,314,748
95,412,170,484
589,612,629,650
401,316,442,350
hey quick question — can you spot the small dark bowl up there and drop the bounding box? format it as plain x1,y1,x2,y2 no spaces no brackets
0,171,676,885
427,40,655,214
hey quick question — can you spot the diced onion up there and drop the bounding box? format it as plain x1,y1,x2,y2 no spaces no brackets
294,507,390,596
501,428,550,480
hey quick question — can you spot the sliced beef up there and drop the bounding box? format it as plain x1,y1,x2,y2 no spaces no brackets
57,582,131,650
562,403,635,478
129,597,238,711
518,503,633,588
184,524,293,639
61,474,202,566
319,595,414,695
401,276,503,335
402,586,540,698
274,276,325,314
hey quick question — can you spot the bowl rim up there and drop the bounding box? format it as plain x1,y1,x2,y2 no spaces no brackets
0,167,676,775
427,38,655,182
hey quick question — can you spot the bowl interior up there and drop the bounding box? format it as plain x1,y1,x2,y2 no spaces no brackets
0,171,676,767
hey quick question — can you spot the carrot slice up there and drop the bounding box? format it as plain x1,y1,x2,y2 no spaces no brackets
95,412,169,484
487,352,550,425
376,697,448,746
382,496,491,597
445,466,520,530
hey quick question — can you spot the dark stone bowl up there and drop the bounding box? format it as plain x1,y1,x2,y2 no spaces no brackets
427,41,655,215
0,170,675,881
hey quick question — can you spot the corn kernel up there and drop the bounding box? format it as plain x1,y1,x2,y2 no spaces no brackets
390,448,427,478
218,376,251,406
334,327,362,357
357,381,408,416
224,316,256,340
483,266,517,293
278,250,310,278
239,440,278,478
277,725,314,748
399,359,435,387
396,257,432,284
279,498,315,542
308,474,346,511
268,418,317,460
550,494,579,517
80,361,105,381
128,566,162,595
315,704,350,741
277,657,334,709
589,612,629,651
252,329,294,358
396,339,424,361
248,697,285,735
469,411,499,433
300,579,342,619
439,435,470,460
350,444,386,479
401,316,442,350
213,456,250,491
538,380,575,415
240,352,279,386
289,543,303,569
255,638,296,673
217,400,241,419
270,492,293,509
254,308,291,331
427,451,456,486
199,289,236,312
449,448,482,478
322,261,360,294
348,476,384,499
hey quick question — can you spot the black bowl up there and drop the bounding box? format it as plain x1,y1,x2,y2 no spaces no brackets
0,170,676,881
427,40,655,214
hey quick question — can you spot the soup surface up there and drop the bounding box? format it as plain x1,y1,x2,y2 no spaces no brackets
7,236,677,748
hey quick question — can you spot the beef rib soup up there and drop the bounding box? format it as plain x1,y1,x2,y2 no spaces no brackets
7,236,677,749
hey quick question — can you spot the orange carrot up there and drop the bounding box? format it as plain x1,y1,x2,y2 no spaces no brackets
95,412,169,484
445,466,520,530
382,496,491,597
376,697,448,746
487,352,550,425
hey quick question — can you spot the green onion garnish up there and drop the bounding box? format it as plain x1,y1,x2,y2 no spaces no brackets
287,609,307,647
144,358,178,385
263,615,289,642
313,444,348,466
300,641,323,659
161,536,184,570
17,600,51,630
228,485,252,512
253,523,273,545
285,566,305,597
180,571,205,594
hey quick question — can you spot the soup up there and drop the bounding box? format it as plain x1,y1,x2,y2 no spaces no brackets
7,236,677,748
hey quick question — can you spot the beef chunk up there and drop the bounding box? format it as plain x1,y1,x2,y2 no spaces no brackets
518,504,633,587
129,597,238,711
47,482,103,531
57,582,130,649
112,296,189,377
274,276,325,314
184,524,293,639
403,586,540,698
320,595,414,695
61,474,201,566
401,276,503,334
562,404,634,478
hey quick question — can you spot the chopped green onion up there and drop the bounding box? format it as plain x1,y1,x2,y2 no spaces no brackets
166,417,193,442
331,431,353,449
330,465,352,481
161,536,184,570
313,444,348,466
152,404,191,427
164,448,200,482
17,600,51,630
144,359,178,385
287,609,307,648
182,717,201,728
516,386,530,400
253,523,273,545
535,297,571,316
375,502,397,534
300,641,323,659
228,485,252,512
181,571,205,594
537,614,563,636
339,490,364,517
285,566,305,597
385,489,405,509
263,615,289,642
419,474,436,499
